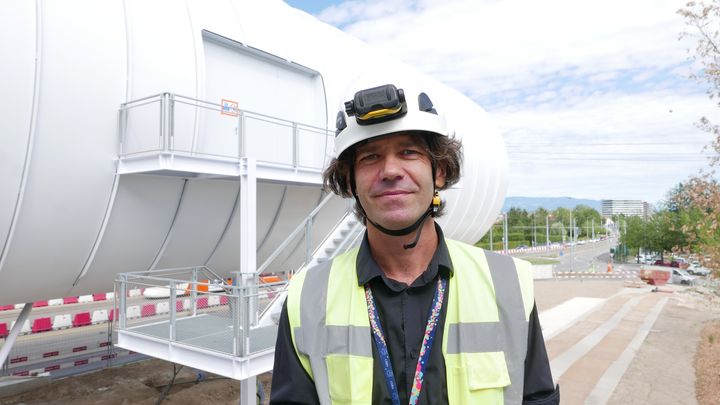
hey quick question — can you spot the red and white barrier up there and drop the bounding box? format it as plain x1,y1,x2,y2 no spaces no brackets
2,294,233,337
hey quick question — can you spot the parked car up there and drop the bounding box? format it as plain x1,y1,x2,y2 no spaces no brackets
671,268,695,285
688,264,711,277
654,260,681,268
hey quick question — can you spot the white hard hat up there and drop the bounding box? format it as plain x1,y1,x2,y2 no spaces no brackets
333,82,450,158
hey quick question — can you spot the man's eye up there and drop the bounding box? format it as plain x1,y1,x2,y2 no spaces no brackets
358,153,378,162
402,149,420,156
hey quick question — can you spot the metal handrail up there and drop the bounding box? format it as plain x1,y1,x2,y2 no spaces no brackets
119,92,333,170
256,208,359,324
256,193,338,275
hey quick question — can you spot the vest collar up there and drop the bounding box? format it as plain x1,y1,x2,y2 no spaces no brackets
355,223,454,288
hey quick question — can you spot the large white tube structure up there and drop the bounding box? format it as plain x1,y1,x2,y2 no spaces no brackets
0,0,508,305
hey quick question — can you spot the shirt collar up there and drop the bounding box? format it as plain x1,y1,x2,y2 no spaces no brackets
356,223,454,287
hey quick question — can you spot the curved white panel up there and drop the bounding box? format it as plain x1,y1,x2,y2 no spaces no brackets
70,175,186,294
155,179,238,268
206,182,288,272
0,0,126,304
0,1,36,258
125,0,197,98
255,184,287,253
256,186,323,268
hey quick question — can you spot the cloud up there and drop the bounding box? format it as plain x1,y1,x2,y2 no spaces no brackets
313,0,716,204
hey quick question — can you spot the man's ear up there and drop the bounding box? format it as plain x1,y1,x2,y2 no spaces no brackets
435,164,446,189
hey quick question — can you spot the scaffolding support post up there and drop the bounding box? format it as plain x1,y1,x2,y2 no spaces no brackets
238,157,258,405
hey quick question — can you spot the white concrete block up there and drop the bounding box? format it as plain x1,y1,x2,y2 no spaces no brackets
532,265,554,280
48,299,63,306
53,314,72,329
156,302,169,314
207,295,220,307
92,309,108,324
128,289,142,297
78,295,93,304
105,292,114,301
11,320,31,334
126,305,140,319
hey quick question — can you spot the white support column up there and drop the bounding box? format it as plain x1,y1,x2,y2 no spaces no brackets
239,157,258,325
238,157,257,405
0,303,32,368
240,376,257,405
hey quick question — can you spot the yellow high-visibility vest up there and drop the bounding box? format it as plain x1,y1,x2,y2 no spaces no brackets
287,239,534,405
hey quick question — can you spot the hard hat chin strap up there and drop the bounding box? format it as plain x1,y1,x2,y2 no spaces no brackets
365,204,434,250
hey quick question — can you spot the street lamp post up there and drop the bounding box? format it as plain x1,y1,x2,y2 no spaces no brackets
532,213,537,247
503,213,509,254
570,213,575,272
489,222,493,251
546,215,550,249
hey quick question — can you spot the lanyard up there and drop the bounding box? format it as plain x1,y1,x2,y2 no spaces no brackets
364,276,447,405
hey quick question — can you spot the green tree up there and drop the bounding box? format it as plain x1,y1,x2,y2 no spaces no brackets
572,205,603,239
552,207,572,241
621,216,649,259
679,1,720,155
531,207,550,245
678,1,720,272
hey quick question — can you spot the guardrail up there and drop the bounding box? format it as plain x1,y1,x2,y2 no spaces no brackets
116,266,285,358
119,92,333,171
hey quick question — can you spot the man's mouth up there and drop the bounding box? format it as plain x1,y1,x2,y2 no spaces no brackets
376,190,411,197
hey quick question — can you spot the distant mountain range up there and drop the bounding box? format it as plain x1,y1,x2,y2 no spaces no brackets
502,196,601,212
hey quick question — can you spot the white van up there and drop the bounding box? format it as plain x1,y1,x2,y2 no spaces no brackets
671,268,695,285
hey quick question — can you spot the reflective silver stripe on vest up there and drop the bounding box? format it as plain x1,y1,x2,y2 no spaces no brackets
293,260,372,405
446,251,529,405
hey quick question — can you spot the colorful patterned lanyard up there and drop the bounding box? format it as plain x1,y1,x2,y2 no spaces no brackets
364,276,448,405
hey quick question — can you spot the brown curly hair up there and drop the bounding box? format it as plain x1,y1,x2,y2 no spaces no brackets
323,131,463,221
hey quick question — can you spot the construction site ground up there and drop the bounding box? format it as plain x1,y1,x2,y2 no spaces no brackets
1,278,720,405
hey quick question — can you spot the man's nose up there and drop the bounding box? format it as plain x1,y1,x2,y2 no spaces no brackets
380,155,404,181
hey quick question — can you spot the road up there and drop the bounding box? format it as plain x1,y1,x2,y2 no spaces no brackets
513,239,616,273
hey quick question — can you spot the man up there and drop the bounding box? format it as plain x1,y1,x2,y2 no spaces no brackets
271,82,559,404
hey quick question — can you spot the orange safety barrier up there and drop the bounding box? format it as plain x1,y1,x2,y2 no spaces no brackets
260,275,282,283
31,317,53,333
0,305,14,311
197,297,209,309
0,322,8,338
72,312,92,327
92,293,106,302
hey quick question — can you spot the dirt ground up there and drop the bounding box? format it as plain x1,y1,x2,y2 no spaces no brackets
0,360,273,405
2,279,720,405
696,320,720,405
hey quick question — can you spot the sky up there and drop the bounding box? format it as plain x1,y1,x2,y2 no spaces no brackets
284,0,718,205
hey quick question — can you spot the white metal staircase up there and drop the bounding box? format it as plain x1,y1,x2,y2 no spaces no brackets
257,211,364,327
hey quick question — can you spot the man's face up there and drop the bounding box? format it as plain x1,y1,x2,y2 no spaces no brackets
353,133,445,230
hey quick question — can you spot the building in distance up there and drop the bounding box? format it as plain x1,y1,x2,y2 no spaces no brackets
601,199,651,219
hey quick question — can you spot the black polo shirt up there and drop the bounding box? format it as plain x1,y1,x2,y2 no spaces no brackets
271,226,559,404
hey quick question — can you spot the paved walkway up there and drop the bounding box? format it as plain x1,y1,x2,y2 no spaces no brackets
534,279,719,405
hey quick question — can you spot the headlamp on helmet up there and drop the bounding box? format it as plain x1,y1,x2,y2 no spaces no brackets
344,84,407,125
